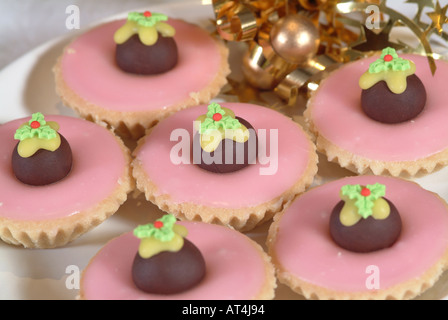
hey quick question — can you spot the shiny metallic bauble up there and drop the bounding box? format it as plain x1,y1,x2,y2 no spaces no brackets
270,14,320,65
241,46,278,90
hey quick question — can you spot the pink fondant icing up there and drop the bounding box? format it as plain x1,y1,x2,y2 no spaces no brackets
81,221,269,299
272,175,448,292
134,103,314,208
60,19,222,111
0,115,127,221
309,55,448,161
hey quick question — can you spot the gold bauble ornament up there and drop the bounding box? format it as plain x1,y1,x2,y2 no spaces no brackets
241,41,299,90
241,45,278,90
269,14,320,65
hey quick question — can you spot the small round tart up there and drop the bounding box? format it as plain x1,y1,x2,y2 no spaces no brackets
131,102,318,232
267,175,448,300
304,54,448,177
79,221,276,300
0,115,133,248
54,17,230,139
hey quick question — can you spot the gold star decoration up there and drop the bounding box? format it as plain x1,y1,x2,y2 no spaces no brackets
426,0,448,35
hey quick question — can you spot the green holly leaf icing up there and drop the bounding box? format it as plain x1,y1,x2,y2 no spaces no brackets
221,116,242,129
340,183,386,219
14,112,57,141
206,103,225,118
368,47,410,73
199,103,242,134
133,214,177,242
128,11,168,27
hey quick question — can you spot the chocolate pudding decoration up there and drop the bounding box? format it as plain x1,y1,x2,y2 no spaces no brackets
329,183,402,253
359,47,426,124
114,11,178,75
12,112,72,186
194,103,258,173
132,215,206,294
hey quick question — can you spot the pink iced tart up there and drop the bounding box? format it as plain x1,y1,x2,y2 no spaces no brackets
79,220,276,300
267,175,448,300
132,102,318,232
0,114,132,248
305,53,448,177
54,14,229,139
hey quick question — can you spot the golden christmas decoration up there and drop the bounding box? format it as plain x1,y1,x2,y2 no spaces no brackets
241,41,297,90
426,1,448,35
270,13,320,64
212,0,448,108
213,0,258,41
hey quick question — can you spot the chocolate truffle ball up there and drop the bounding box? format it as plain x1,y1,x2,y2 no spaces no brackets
12,134,73,186
115,33,178,75
361,74,426,124
329,198,402,253
132,238,206,294
194,117,258,174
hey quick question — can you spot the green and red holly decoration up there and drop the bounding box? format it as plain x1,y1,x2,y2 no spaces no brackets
340,183,387,219
368,47,411,73
14,112,58,141
199,103,242,134
133,214,188,259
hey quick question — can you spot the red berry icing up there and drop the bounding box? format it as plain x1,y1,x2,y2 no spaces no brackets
143,11,152,17
30,121,41,129
212,113,223,121
384,54,393,62
360,187,371,197
154,221,164,229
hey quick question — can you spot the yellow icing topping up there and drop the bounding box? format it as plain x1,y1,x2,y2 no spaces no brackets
114,20,175,46
340,198,391,227
370,197,390,220
340,200,362,226
138,224,188,259
173,224,188,237
359,61,416,94
195,107,250,153
199,127,250,153
17,121,61,158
